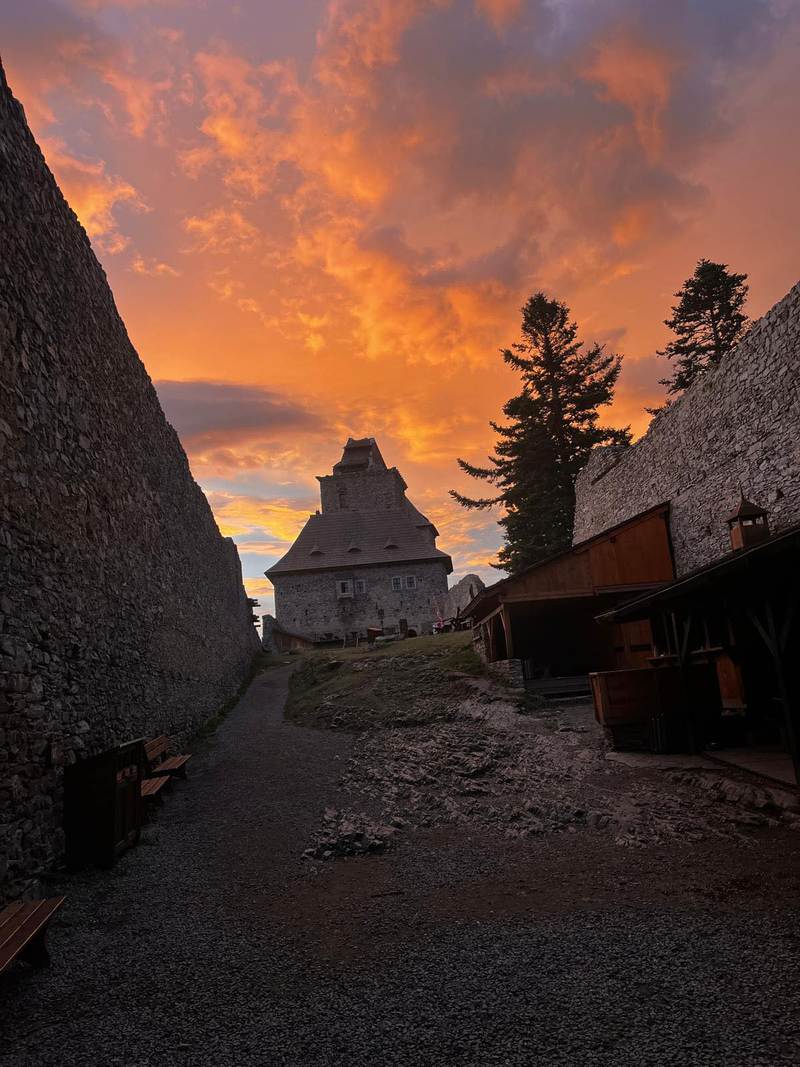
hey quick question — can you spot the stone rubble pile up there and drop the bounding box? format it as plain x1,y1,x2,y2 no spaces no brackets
311,687,800,856
305,808,401,859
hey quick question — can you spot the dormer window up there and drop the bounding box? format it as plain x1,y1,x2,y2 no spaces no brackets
309,544,323,556
384,536,398,549
347,542,361,553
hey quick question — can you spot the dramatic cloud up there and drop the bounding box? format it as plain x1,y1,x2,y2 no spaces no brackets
154,380,331,479
41,137,146,252
206,491,315,544
3,0,799,614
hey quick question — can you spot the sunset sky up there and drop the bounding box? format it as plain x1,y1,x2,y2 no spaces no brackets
3,0,799,615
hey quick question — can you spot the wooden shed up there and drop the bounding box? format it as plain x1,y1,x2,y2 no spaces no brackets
466,504,675,684
594,522,800,785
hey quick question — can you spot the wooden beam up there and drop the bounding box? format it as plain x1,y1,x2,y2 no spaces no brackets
500,604,514,660
747,598,800,785
474,602,506,626
499,590,595,603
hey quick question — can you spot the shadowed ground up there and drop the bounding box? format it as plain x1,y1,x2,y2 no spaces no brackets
2,664,800,1066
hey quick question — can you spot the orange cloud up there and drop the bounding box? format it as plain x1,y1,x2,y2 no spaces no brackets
475,0,523,32
132,254,179,277
102,67,173,138
585,34,678,162
41,137,146,251
207,492,313,543
183,207,259,253
6,0,798,597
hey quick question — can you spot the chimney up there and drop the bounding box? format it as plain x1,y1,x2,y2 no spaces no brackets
726,493,770,552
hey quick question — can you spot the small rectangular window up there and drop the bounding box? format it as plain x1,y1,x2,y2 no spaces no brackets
405,576,417,590
392,576,403,591
337,579,353,598
354,578,366,594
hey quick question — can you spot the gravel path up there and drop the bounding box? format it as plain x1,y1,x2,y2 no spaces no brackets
2,665,800,1066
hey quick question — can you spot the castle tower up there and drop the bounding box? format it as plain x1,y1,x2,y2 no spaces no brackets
266,438,452,641
318,438,408,513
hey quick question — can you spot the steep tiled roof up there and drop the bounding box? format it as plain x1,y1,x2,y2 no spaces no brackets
333,437,387,472
266,509,452,575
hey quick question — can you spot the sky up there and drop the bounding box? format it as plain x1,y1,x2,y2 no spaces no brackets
2,0,799,616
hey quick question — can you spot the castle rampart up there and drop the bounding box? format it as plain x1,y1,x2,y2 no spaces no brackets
574,281,800,574
0,64,260,901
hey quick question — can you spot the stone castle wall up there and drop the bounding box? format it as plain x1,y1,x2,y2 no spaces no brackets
0,65,260,901
272,560,450,639
573,281,800,574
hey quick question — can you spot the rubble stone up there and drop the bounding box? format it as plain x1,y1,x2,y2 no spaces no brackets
0,63,260,902
574,281,800,573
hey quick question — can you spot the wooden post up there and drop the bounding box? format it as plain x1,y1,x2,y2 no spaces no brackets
671,609,698,753
486,616,497,662
748,596,800,786
500,604,514,660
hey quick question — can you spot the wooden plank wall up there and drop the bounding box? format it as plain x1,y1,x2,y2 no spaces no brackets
503,508,674,602
588,510,674,588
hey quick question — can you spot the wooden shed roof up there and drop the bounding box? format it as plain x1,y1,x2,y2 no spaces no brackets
466,502,673,621
596,522,800,624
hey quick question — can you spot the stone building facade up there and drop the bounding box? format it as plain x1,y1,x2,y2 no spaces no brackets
0,64,260,902
573,281,800,575
267,439,452,640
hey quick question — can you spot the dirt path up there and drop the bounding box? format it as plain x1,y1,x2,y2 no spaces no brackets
2,666,800,1066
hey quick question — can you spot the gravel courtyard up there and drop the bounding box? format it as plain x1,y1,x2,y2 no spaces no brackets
2,663,800,1066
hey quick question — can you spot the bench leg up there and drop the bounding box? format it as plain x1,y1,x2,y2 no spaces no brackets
20,931,50,969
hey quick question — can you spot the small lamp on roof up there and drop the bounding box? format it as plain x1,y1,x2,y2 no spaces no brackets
726,492,770,552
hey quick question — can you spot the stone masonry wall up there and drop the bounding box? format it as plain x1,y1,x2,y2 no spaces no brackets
318,468,408,513
0,65,260,901
273,560,450,640
573,281,800,574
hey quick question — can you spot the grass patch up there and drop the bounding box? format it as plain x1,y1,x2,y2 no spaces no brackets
285,631,486,731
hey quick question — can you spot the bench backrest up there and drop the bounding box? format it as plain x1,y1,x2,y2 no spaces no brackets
145,736,169,763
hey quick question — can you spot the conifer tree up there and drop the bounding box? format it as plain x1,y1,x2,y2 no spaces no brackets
656,259,749,399
451,293,630,573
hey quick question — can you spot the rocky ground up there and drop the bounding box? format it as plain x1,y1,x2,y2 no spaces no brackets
300,638,800,859
3,646,800,1065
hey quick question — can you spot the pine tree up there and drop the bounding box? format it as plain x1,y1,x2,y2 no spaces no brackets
451,293,630,573
656,259,749,398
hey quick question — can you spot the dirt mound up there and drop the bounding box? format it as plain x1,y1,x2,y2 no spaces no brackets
286,637,491,731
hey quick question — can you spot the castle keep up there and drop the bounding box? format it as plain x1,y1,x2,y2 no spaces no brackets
267,439,452,641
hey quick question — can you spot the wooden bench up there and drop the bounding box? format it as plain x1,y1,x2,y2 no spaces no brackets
0,897,65,975
145,736,191,780
140,775,170,802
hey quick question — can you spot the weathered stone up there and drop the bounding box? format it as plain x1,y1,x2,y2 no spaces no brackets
574,281,800,573
0,63,260,902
